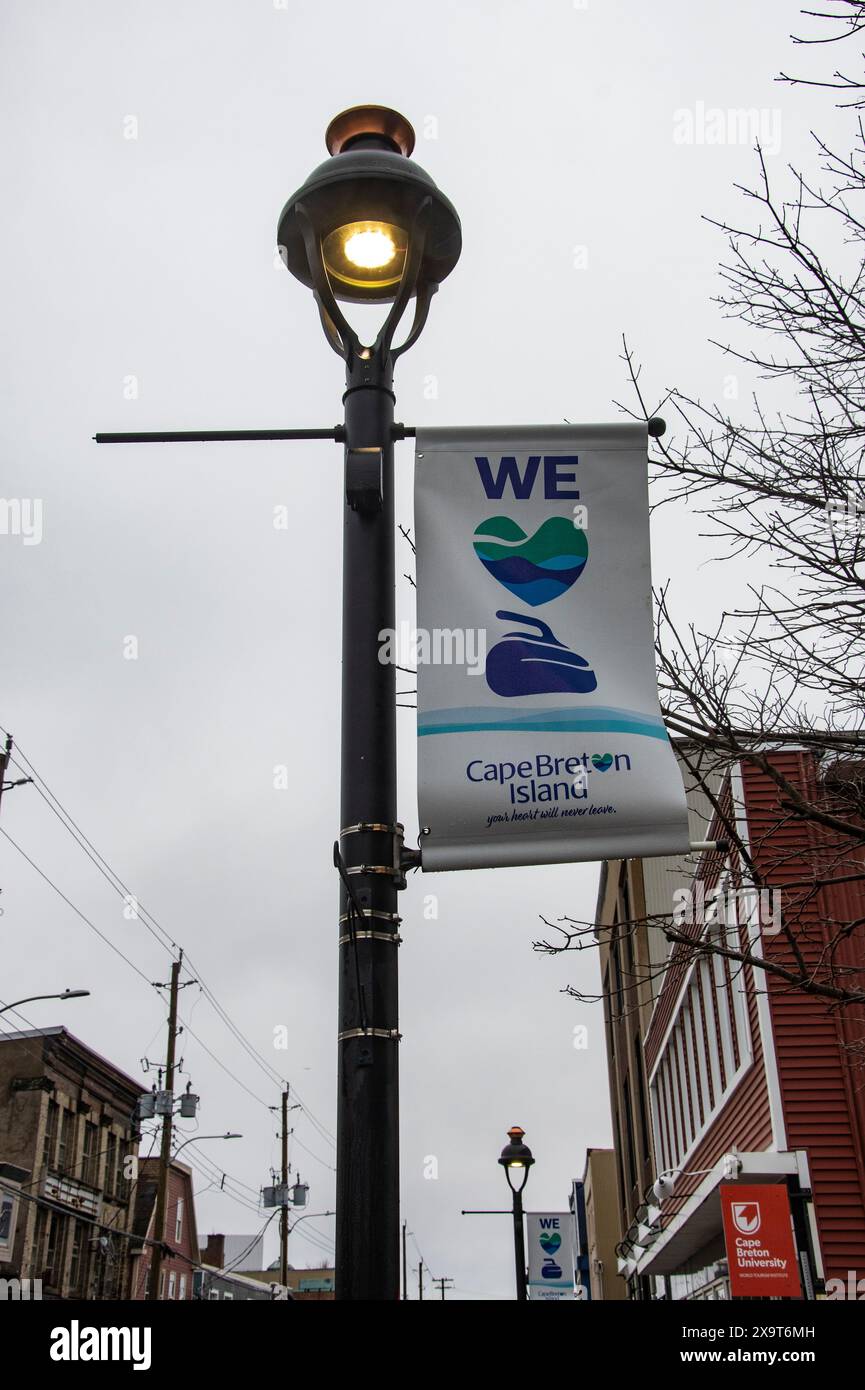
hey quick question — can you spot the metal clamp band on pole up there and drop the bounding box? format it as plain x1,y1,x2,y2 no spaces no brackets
337,1028,402,1043
340,821,403,836
338,909,401,925
346,863,402,876
338,932,402,946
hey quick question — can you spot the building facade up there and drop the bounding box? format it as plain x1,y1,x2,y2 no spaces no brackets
130,1158,198,1300
579,1148,627,1300
194,1265,290,1300
0,1027,144,1299
597,750,865,1299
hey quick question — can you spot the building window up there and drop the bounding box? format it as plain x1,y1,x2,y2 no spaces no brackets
648,909,752,1171
105,1131,117,1199
44,1212,67,1287
620,869,634,970
82,1121,100,1187
116,1141,130,1196
0,1195,15,1257
603,969,615,1058
614,1109,626,1211
611,923,623,1019
42,1099,59,1171
57,1108,78,1176
32,1208,47,1274
175,1197,184,1243
633,1042,652,1160
159,1269,166,1299
168,1271,176,1300
179,1273,187,1300
68,1220,89,1297
621,1074,638,1191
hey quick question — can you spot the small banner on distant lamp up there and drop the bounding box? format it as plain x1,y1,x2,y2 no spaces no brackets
413,424,689,871
526,1212,576,1300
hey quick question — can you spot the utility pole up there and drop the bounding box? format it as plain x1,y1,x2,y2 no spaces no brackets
0,735,11,817
0,734,32,818
146,953,182,1301
280,1086,289,1288
402,1220,407,1300
418,1259,423,1301
434,1276,454,1301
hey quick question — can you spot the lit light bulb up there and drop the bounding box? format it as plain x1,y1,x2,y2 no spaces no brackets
343,227,396,270
321,220,407,298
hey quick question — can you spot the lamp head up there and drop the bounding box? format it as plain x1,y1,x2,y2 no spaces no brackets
277,105,461,304
498,1125,535,1193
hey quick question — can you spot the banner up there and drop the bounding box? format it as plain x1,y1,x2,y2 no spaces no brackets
414,425,689,870
526,1212,575,1300
720,1184,802,1298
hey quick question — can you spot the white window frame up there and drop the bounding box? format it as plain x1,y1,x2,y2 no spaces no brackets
648,866,754,1174
168,1271,176,1300
175,1197,184,1243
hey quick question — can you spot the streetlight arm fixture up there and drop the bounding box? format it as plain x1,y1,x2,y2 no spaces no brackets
172,1133,242,1159
287,1209,335,1236
0,990,90,1017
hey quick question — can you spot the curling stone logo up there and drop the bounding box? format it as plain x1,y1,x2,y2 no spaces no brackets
473,515,595,698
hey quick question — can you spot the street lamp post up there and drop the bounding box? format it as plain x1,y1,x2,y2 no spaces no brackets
172,1133,242,1159
0,989,90,1017
499,1126,535,1301
277,106,461,1301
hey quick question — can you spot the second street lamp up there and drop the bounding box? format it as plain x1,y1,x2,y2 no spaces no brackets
277,105,461,1302
499,1125,534,1301
0,989,90,1017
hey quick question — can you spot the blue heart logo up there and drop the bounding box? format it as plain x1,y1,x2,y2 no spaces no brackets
592,753,613,772
473,516,588,607
539,1231,562,1254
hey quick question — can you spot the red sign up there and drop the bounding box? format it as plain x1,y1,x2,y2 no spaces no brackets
720,1184,802,1298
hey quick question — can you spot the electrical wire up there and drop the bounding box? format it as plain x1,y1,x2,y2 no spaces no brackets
2,730,337,1151
0,826,155,988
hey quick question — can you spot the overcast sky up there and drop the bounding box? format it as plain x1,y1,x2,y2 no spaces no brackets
0,0,850,1297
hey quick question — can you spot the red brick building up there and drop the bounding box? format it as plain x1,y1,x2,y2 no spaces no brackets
130,1158,198,1300
597,749,865,1299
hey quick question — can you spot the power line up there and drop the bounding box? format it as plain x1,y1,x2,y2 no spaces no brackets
2,730,337,1150
0,829,155,988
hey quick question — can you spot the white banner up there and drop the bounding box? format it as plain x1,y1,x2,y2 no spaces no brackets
526,1212,575,1300
413,424,689,871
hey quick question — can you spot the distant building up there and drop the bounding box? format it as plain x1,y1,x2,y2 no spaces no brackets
203,1230,334,1300
597,749,865,1299
577,1149,627,1300
194,1264,290,1300
200,1230,264,1273
244,1263,335,1300
0,1027,144,1299
129,1158,198,1300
